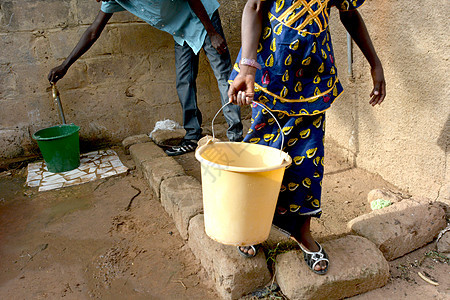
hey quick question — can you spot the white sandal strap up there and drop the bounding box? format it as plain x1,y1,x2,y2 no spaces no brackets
299,242,322,255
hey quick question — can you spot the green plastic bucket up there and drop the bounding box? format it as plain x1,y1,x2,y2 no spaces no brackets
32,124,80,173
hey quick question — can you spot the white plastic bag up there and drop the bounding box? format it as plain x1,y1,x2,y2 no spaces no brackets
149,119,182,138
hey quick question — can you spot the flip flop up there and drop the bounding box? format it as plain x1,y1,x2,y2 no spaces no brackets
298,242,329,275
237,244,260,258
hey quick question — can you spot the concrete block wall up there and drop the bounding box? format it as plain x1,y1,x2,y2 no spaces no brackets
0,0,243,160
1,0,448,204
326,0,449,202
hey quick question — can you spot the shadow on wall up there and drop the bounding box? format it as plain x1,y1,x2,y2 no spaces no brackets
331,1,448,157
437,114,449,153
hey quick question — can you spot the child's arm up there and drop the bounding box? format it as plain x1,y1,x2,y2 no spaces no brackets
339,9,386,106
228,0,266,105
48,11,112,84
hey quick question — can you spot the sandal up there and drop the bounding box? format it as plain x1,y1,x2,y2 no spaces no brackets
237,244,260,258
298,242,329,275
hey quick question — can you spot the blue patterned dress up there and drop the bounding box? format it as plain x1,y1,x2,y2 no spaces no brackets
229,0,366,235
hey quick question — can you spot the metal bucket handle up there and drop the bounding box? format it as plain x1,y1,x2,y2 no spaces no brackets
211,101,285,151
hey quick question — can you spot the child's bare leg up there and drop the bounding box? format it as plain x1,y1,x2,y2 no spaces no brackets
291,216,328,272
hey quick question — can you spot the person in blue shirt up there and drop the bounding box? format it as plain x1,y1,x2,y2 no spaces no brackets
48,0,243,155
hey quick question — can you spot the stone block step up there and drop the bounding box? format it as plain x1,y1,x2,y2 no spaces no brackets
276,235,389,300
150,128,185,146
129,142,166,172
348,200,446,261
122,134,151,154
142,156,185,198
160,175,203,240
188,214,272,300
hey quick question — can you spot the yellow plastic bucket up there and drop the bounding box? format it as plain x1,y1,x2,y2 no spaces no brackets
195,102,292,246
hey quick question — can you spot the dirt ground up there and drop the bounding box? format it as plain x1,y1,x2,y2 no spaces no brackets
0,144,448,299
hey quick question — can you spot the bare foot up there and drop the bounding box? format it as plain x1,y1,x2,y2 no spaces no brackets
237,245,260,258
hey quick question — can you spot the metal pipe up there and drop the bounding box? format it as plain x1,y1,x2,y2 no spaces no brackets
52,84,66,124
347,31,353,78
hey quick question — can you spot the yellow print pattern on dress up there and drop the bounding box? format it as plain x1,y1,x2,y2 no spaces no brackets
269,0,332,35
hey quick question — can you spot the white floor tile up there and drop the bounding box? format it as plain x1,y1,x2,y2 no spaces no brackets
26,149,128,192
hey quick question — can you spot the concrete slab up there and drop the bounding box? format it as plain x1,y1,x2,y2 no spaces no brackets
276,235,389,300
160,176,203,240
26,150,128,192
142,157,185,198
348,200,447,261
188,214,272,300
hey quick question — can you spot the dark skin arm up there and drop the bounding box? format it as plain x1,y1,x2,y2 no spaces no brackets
187,0,227,55
48,10,112,83
228,0,265,105
339,9,386,106
229,1,386,107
